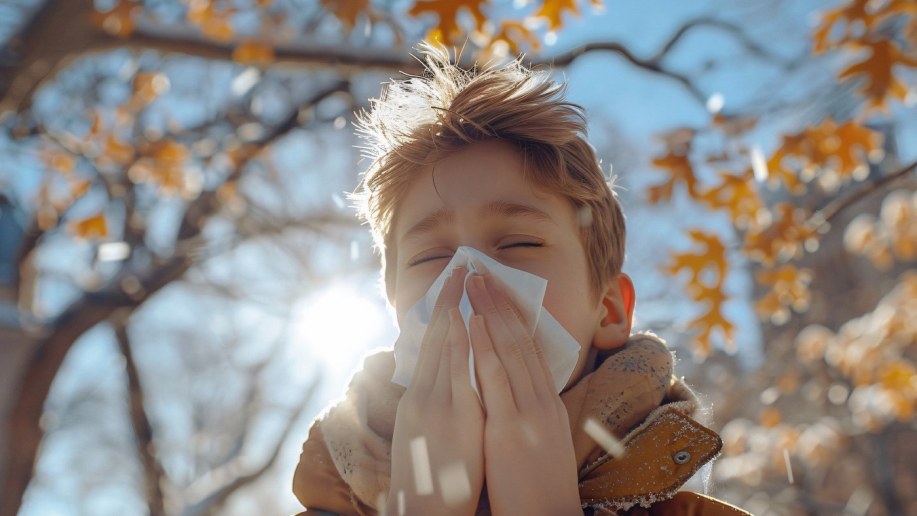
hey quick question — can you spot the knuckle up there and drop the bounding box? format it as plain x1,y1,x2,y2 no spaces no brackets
498,301,518,319
481,360,507,383
529,337,545,357
510,341,526,362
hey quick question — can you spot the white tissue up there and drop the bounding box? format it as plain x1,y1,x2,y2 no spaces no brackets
391,246,581,395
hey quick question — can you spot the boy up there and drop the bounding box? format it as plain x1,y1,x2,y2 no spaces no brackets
292,46,749,515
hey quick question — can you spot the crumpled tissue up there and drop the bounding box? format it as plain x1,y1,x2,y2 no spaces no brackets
391,246,581,396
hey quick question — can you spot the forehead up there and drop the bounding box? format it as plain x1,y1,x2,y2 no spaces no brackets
391,140,562,238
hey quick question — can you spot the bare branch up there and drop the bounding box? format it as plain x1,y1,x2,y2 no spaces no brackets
0,0,104,114
652,17,795,68
1,253,190,516
113,316,168,516
109,29,421,76
181,377,321,516
2,72,354,514
815,160,917,228
540,42,707,104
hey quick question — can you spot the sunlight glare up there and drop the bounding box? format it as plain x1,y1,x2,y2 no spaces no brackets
290,284,388,372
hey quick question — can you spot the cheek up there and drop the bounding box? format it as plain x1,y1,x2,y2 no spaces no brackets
393,272,438,322
542,280,597,346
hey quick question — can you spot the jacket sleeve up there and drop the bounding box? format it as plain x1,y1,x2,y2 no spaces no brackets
292,424,374,516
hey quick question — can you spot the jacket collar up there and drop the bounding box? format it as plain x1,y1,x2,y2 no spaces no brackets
578,404,723,513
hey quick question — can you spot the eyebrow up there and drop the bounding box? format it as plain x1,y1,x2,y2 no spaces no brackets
400,200,555,244
482,200,554,224
401,208,455,243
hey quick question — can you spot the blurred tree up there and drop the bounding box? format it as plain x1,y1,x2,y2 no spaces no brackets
0,0,914,515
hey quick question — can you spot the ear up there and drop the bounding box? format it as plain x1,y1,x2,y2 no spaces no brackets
592,273,636,351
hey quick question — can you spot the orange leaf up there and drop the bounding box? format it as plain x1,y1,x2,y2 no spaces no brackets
697,168,764,229
687,303,736,355
91,0,138,38
648,128,698,203
664,230,728,287
132,72,170,105
649,153,698,203
492,21,542,54
153,140,189,165
812,0,874,54
320,0,372,29
837,38,917,110
664,230,733,354
536,0,580,31
711,114,758,136
104,135,136,166
754,264,812,323
765,118,882,194
187,0,213,24
69,213,108,239
813,0,917,53
409,0,487,44
189,3,237,44
744,203,819,265
42,149,76,174
765,134,807,195
879,361,917,393
127,141,196,197
69,178,92,199
205,18,235,42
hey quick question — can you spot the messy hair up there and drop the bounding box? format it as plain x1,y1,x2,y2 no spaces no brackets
352,44,626,302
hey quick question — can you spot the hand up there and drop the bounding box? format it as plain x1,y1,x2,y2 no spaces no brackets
467,274,582,516
388,267,484,515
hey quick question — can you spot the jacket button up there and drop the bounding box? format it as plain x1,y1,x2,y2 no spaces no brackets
673,450,692,464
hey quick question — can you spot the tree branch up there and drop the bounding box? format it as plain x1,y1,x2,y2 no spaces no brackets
1,75,352,515
0,253,190,516
113,316,168,516
541,41,707,104
651,17,796,68
0,0,104,114
181,376,321,516
815,160,917,228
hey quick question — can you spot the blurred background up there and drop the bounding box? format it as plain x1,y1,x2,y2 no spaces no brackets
0,0,915,514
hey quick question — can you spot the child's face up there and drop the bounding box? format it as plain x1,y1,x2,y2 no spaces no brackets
390,139,610,383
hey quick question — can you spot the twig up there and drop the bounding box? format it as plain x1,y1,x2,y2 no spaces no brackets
814,160,917,228
181,376,321,516
652,17,795,68
113,316,168,516
541,41,707,104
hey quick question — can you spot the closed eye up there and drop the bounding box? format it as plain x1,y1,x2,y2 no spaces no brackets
408,252,453,267
499,241,543,250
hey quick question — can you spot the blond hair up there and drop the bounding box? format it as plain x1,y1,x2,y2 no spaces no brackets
353,45,626,301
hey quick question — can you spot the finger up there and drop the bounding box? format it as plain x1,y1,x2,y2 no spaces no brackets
414,267,466,389
433,308,460,399
447,308,473,397
469,314,514,415
483,276,555,398
466,274,536,409
431,266,466,318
